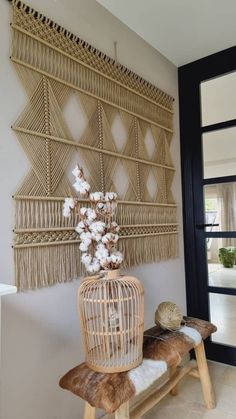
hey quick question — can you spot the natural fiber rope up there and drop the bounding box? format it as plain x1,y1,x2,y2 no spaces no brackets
10,0,178,290
11,58,173,133
10,1,174,109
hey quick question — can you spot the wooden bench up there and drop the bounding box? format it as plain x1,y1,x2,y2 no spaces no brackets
59,317,216,418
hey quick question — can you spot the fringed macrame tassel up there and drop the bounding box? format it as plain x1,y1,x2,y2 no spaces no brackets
15,199,89,229
14,243,82,291
119,234,179,268
118,203,177,225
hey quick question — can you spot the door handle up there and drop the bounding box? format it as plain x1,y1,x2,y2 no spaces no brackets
196,223,219,229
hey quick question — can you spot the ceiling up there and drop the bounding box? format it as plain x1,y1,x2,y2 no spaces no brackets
96,0,236,66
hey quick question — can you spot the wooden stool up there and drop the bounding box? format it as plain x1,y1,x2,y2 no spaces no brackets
59,317,216,419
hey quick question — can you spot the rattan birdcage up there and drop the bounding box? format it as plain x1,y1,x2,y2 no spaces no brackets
78,269,144,373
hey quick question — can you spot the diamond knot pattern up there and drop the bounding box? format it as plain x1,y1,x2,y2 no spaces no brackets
13,77,175,204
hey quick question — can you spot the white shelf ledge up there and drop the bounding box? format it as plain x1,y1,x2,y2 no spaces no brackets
0,283,17,297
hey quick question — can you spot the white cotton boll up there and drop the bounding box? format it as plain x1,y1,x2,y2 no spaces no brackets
79,188,87,196
101,234,109,244
87,264,94,273
73,178,83,192
87,258,100,273
105,192,117,201
80,231,92,241
111,221,120,232
90,192,104,202
110,251,123,264
87,208,97,221
81,253,92,266
80,207,87,216
82,237,92,247
81,181,91,193
90,221,106,234
89,192,98,201
72,165,82,178
93,260,101,272
95,246,109,261
96,202,106,211
89,222,96,233
96,243,106,252
91,232,102,242
100,256,112,268
77,181,90,195
87,264,98,273
64,197,76,208
114,251,123,262
63,206,71,217
102,233,119,244
89,223,96,232
110,254,117,263
75,221,86,234
63,197,76,217
79,242,89,252
113,234,119,242
96,221,106,233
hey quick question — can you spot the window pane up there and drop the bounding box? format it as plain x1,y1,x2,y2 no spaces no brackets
207,238,236,288
209,293,236,347
204,182,236,232
202,127,236,178
201,72,236,126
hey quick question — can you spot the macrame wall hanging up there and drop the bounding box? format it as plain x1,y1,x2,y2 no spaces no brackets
10,0,178,291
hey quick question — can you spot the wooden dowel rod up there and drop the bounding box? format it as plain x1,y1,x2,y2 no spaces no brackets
13,195,177,207
12,24,174,115
10,57,174,134
130,360,197,419
12,125,175,170
13,240,81,249
14,223,178,233
13,231,178,249
13,195,68,201
122,223,178,228
120,231,178,239
14,227,75,233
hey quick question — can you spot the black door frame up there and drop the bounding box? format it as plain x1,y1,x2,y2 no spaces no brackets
179,46,236,365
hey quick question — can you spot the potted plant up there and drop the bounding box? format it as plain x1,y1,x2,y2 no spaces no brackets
219,247,236,268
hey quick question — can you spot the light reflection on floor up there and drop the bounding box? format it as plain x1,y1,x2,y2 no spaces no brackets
207,263,236,347
208,263,236,288
144,361,236,419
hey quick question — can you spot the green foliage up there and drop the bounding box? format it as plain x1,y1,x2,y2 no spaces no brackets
205,198,218,211
219,247,236,268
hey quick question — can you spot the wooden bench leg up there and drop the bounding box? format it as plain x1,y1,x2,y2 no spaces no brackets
115,401,130,419
194,341,216,409
170,364,178,396
84,402,96,419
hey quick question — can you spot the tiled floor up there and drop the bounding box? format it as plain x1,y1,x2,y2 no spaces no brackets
208,263,236,288
210,294,236,347
205,263,236,347
144,361,236,419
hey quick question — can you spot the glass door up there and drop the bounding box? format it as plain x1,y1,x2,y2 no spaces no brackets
179,47,236,365
201,75,236,355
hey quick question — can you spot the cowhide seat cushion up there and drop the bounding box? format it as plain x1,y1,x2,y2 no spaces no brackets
59,317,216,413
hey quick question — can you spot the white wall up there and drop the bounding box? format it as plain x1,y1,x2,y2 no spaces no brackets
0,1,186,418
